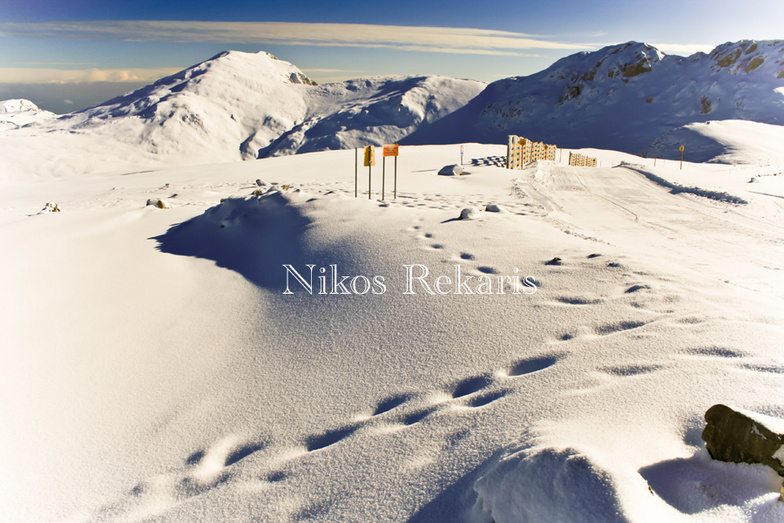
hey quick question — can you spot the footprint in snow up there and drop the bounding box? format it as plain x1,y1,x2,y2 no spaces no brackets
476,266,499,274
554,295,603,305
680,346,748,359
599,364,664,377
461,389,509,408
305,424,359,452
372,393,413,416
594,320,648,335
501,354,560,377
446,375,494,399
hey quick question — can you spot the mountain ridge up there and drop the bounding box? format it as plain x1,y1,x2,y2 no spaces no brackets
3,40,784,180
0,50,485,179
402,39,784,160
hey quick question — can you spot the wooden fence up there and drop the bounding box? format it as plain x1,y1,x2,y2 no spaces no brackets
506,135,557,169
568,152,597,167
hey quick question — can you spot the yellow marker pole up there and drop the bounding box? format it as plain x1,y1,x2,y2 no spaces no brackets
364,146,375,200
680,145,685,170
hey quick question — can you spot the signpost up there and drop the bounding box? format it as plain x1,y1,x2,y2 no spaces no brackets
679,145,685,170
460,144,464,166
383,144,399,200
354,148,358,197
364,146,375,199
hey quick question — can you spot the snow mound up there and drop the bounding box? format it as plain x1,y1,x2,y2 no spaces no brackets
471,446,624,523
153,191,313,290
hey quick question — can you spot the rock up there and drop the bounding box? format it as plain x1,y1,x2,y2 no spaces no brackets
255,179,268,186
438,164,465,176
41,202,60,213
459,207,481,220
485,203,507,213
146,198,170,209
702,404,784,475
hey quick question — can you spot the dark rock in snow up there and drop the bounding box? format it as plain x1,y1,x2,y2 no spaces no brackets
702,404,784,475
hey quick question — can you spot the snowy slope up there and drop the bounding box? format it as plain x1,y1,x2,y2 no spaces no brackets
1,144,783,522
404,40,784,161
0,52,484,181
261,75,486,157
647,119,784,164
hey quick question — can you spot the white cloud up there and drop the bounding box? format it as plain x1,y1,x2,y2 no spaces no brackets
0,20,587,55
0,67,180,84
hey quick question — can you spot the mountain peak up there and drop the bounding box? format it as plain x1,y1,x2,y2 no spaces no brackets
543,41,664,85
0,99,41,113
708,39,784,76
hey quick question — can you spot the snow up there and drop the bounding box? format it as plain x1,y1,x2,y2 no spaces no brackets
1,140,783,522
647,120,784,164
2,42,784,523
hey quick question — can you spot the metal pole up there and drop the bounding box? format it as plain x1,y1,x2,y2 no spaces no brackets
394,156,397,199
354,148,358,198
368,163,372,200
382,156,386,201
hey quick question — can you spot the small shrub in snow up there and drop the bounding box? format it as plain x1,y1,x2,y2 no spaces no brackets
146,198,170,209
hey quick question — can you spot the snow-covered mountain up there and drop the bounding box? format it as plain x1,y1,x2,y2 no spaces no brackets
0,98,56,131
0,51,484,180
260,75,485,157
4,40,784,180
0,99,41,113
403,40,784,160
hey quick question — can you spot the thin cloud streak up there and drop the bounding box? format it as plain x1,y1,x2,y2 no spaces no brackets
0,67,181,84
0,20,587,54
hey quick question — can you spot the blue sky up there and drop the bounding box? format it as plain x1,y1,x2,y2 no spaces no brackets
1,0,782,112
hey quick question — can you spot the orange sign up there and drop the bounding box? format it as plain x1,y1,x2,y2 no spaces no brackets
383,144,399,157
